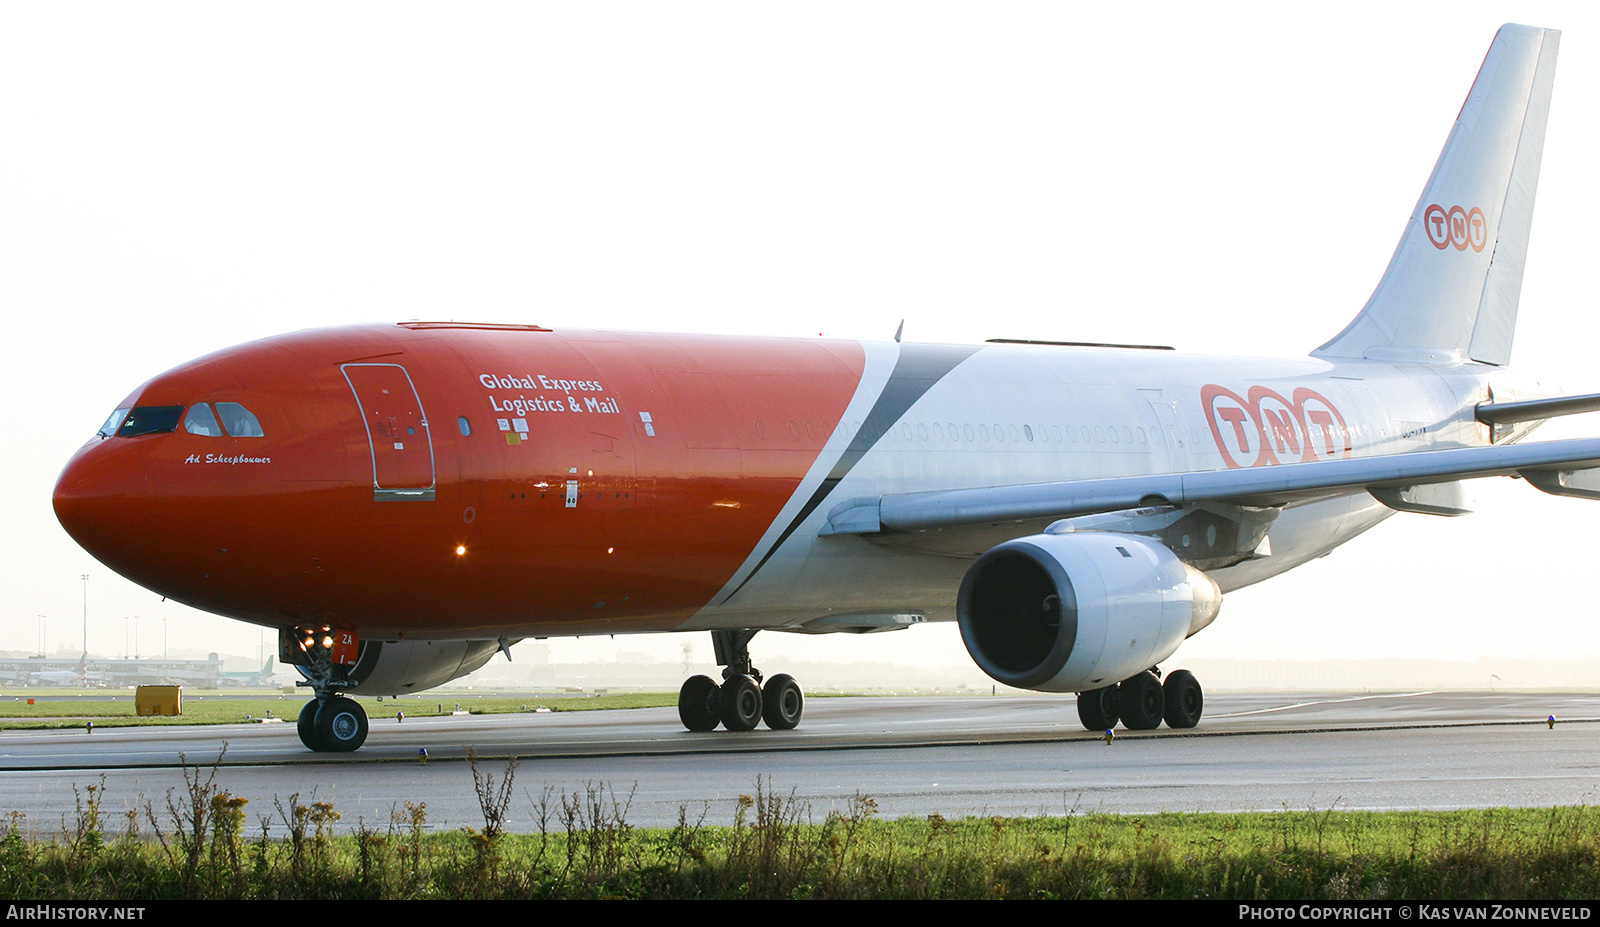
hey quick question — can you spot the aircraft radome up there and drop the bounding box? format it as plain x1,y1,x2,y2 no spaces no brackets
53,24,1600,752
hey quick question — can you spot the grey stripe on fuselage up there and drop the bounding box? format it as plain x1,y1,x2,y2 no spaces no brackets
718,343,981,603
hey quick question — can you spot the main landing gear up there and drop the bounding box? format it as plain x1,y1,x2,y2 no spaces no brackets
677,629,804,733
287,626,370,752
1076,667,1203,732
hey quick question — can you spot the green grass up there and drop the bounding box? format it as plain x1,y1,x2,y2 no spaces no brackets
0,692,679,730
3,758,1599,899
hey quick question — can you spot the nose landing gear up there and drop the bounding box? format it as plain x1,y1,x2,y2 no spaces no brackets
298,695,369,752
285,626,370,752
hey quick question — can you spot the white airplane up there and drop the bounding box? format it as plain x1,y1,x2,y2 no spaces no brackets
218,656,278,688
54,24,1600,751
29,653,106,687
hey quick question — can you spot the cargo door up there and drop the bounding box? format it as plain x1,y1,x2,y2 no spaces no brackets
1138,387,1190,473
342,363,436,501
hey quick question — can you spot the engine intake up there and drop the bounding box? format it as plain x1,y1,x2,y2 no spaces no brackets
957,533,1220,692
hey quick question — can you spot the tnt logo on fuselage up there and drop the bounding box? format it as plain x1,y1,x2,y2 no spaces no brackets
1201,385,1352,470
1423,203,1488,252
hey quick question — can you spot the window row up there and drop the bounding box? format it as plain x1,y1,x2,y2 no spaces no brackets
880,420,1166,448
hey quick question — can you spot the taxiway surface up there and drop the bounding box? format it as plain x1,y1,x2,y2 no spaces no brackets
0,692,1592,832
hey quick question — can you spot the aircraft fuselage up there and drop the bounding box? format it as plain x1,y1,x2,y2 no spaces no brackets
53,322,1541,642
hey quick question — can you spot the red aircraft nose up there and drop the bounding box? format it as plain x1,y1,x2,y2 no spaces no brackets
53,440,150,564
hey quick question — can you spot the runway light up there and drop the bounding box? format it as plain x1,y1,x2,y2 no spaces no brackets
321,635,334,648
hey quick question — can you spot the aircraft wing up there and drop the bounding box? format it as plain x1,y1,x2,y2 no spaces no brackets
821,435,1600,538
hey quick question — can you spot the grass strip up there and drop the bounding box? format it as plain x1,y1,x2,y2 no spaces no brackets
3,757,1598,900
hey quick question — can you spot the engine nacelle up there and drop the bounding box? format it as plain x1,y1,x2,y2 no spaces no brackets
340,639,505,695
957,533,1220,692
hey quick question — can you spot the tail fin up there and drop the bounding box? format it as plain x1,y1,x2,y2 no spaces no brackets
1314,24,1559,366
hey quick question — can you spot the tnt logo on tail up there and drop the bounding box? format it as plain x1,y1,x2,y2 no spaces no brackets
1423,204,1488,252
1201,385,1352,469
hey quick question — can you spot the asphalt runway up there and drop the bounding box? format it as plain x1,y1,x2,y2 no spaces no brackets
0,691,1594,834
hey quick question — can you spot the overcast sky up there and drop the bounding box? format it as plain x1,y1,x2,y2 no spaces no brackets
4,2,1598,675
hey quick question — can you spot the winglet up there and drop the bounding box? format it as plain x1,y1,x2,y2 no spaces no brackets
1314,25,1559,366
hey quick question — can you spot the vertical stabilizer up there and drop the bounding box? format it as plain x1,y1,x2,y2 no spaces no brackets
1314,25,1558,366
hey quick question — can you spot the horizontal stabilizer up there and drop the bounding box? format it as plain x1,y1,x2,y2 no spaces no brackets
1475,391,1600,424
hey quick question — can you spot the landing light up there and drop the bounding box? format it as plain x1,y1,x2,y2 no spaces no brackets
455,545,467,556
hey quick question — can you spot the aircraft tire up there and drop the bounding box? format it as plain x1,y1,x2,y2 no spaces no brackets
719,674,763,732
678,675,721,732
1163,669,1203,729
297,700,324,751
1119,672,1165,730
1076,685,1121,731
761,674,803,730
314,696,368,752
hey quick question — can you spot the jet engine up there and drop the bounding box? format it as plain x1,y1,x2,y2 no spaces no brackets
956,532,1220,692
340,639,505,695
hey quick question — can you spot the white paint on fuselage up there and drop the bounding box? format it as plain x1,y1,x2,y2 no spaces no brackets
685,342,1526,633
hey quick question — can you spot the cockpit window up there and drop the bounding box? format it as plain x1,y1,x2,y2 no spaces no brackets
116,406,184,437
97,408,130,438
183,403,224,437
214,402,264,437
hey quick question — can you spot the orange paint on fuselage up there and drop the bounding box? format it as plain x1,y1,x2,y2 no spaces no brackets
54,324,866,639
